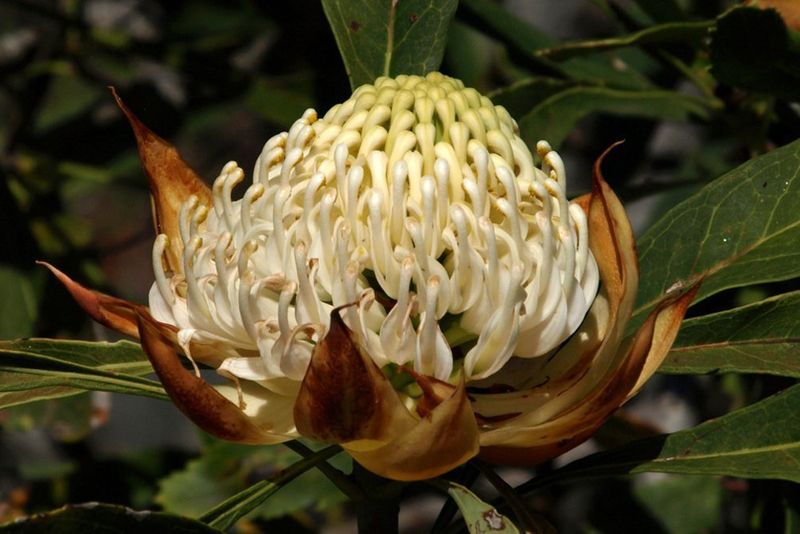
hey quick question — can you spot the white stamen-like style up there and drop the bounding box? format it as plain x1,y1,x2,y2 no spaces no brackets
148,73,599,397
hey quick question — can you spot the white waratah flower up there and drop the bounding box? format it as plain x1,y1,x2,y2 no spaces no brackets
149,72,598,390
46,73,697,481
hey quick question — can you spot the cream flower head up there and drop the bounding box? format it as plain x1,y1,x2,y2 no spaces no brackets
47,74,696,481
149,72,598,394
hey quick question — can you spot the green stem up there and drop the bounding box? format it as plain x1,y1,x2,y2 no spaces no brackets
352,463,403,534
283,441,364,500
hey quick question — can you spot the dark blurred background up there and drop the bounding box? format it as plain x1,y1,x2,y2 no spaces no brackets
2,1,799,532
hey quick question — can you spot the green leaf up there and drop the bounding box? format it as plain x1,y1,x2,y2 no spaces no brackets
534,20,713,61
2,393,95,441
0,267,41,339
457,0,656,90
245,79,315,129
198,445,341,531
661,290,800,377
457,0,551,55
32,74,103,134
321,0,458,89
444,20,496,90
0,503,221,533
0,339,152,370
520,384,800,490
518,86,709,149
643,386,800,480
0,339,166,408
710,7,800,100
633,476,722,534
488,78,574,119
157,441,347,521
445,481,520,534
633,138,800,331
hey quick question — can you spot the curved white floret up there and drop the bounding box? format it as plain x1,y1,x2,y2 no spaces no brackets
149,73,599,391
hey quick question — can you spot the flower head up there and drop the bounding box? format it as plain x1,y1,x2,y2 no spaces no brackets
152,72,597,388
46,73,697,481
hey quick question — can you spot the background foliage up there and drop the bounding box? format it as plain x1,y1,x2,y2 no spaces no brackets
1,0,799,532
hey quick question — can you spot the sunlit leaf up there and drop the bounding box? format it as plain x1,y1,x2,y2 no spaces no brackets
0,339,165,409
520,384,800,490
633,138,800,331
445,481,520,534
0,339,153,374
322,0,458,88
641,386,800,480
0,503,221,533
518,86,709,149
661,290,800,377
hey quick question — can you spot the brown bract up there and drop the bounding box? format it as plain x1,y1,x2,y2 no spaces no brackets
110,87,212,273
43,97,698,481
294,306,481,481
294,305,416,443
39,261,283,444
137,312,281,443
477,143,700,465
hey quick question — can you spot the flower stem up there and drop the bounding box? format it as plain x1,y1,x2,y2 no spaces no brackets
352,463,403,534
283,441,364,500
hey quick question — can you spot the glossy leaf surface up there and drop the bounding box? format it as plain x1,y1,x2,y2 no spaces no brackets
0,339,165,408
662,291,800,377
446,481,519,534
322,0,458,88
521,384,800,490
633,138,800,331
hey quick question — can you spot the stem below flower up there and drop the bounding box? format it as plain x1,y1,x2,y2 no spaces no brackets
353,463,403,534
